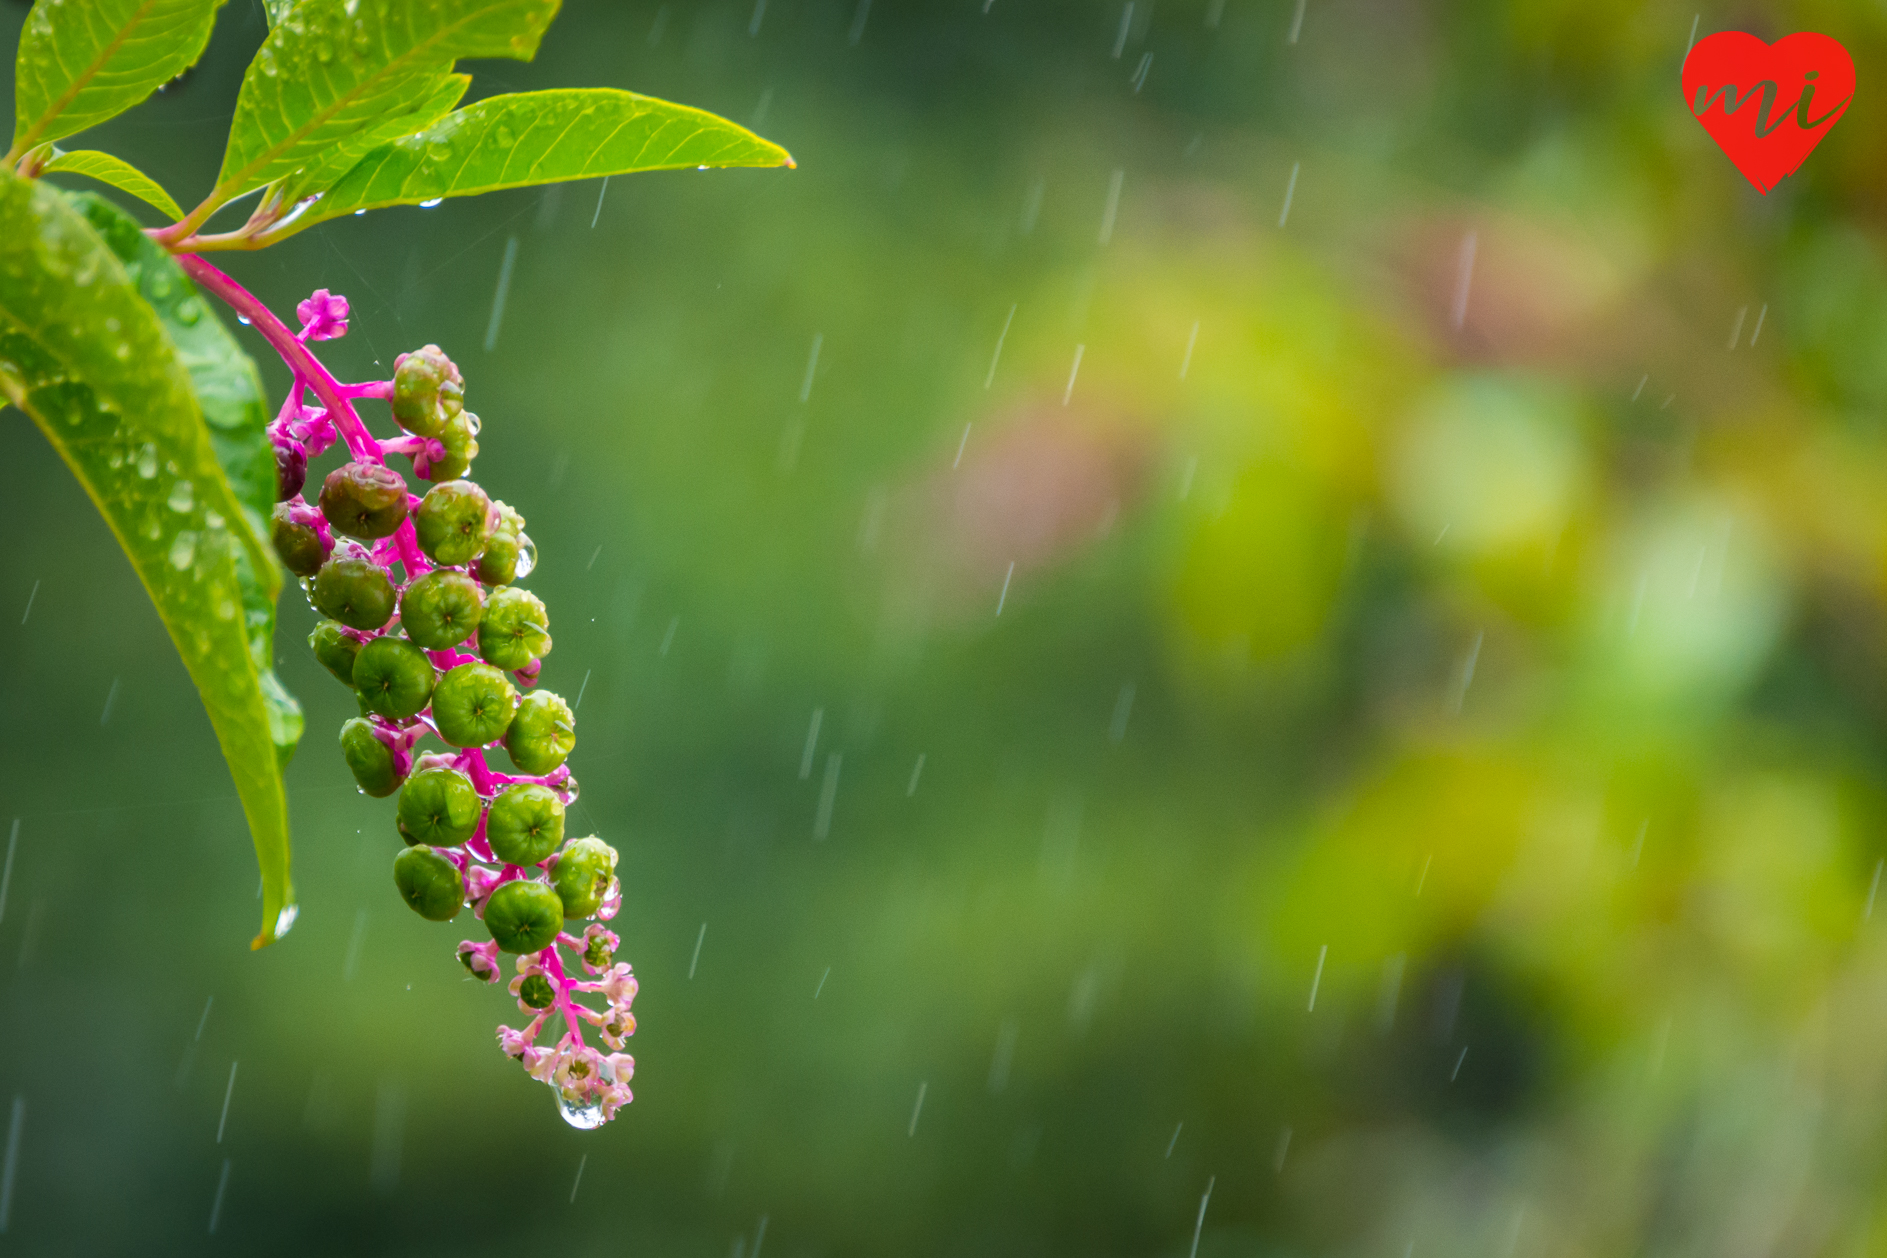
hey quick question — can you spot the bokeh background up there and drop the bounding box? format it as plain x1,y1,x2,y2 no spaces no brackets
4,0,1887,1253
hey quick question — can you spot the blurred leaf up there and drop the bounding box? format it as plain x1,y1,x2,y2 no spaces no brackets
42,148,185,220
261,88,794,241
72,190,303,768
9,0,224,155
0,166,296,949
213,0,559,205
276,72,469,206
263,0,293,23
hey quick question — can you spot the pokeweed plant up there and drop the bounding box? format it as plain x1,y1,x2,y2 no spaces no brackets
0,0,790,1126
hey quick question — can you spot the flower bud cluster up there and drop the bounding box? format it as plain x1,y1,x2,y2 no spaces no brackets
262,290,632,1128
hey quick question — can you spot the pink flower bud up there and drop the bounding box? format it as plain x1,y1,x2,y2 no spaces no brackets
296,289,350,340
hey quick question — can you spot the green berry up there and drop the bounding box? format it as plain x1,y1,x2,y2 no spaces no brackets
486,783,566,866
270,503,325,577
476,529,520,586
308,620,363,686
396,766,481,846
312,556,396,631
583,934,614,971
551,836,618,920
339,717,404,797
417,412,479,483
414,479,493,566
518,974,556,1009
504,690,575,774
391,345,462,438
484,879,564,954
318,461,409,541
351,635,436,720
478,586,551,670
393,845,465,921
399,570,482,650
431,662,517,747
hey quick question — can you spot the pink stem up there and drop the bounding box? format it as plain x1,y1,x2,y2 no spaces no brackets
178,255,383,464
540,945,587,1048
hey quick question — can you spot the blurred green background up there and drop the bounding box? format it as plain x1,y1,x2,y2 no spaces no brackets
6,0,1887,1253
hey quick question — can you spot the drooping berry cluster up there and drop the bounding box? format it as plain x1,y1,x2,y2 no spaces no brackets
263,288,634,1128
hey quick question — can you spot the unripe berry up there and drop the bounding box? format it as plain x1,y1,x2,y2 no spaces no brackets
504,690,575,774
552,836,618,920
393,845,465,921
484,879,563,954
399,569,482,651
308,620,363,685
312,556,396,630
431,662,517,747
477,528,520,586
391,345,463,438
396,766,481,846
518,974,556,1009
419,412,479,482
339,717,404,797
486,783,566,866
478,586,551,671
275,443,308,502
352,635,436,720
318,461,409,540
414,479,493,566
270,503,326,577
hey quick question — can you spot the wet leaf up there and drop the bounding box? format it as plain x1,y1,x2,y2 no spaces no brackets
0,166,296,950
258,88,794,242
42,148,185,220
10,0,225,154
214,0,558,205
73,190,303,770
276,72,469,208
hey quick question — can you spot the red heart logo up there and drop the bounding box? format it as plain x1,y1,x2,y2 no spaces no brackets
1682,31,1854,193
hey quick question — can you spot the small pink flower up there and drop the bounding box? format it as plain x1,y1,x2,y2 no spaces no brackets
295,289,350,340
458,939,501,983
604,1052,635,1085
600,963,637,1007
521,1044,559,1082
497,1024,535,1057
463,865,501,904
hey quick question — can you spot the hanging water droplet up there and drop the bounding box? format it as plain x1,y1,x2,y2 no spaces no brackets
135,443,158,478
167,479,194,512
419,197,444,208
236,314,252,325
556,1091,605,1130
273,904,298,938
168,531,198,569
354,209,367,216
514,533,537,579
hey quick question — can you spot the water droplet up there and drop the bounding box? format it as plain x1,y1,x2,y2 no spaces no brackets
174,297,203,325
514,533,537,579
236,314,252,326
167,479,194,512
494,124,516,147
135,443,158,478
168,531,198,569
313,38,334,62
273,904,298,939
556,1091,605,1130
354,209,367,216
419,197,444,208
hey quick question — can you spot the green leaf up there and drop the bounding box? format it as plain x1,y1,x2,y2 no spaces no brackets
41,148,185,220
259,88,794,241
10,0,224,156
213,0,559,207
0,165,297,950
72,190,303,770
276,72,469,207
263,0,294,23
